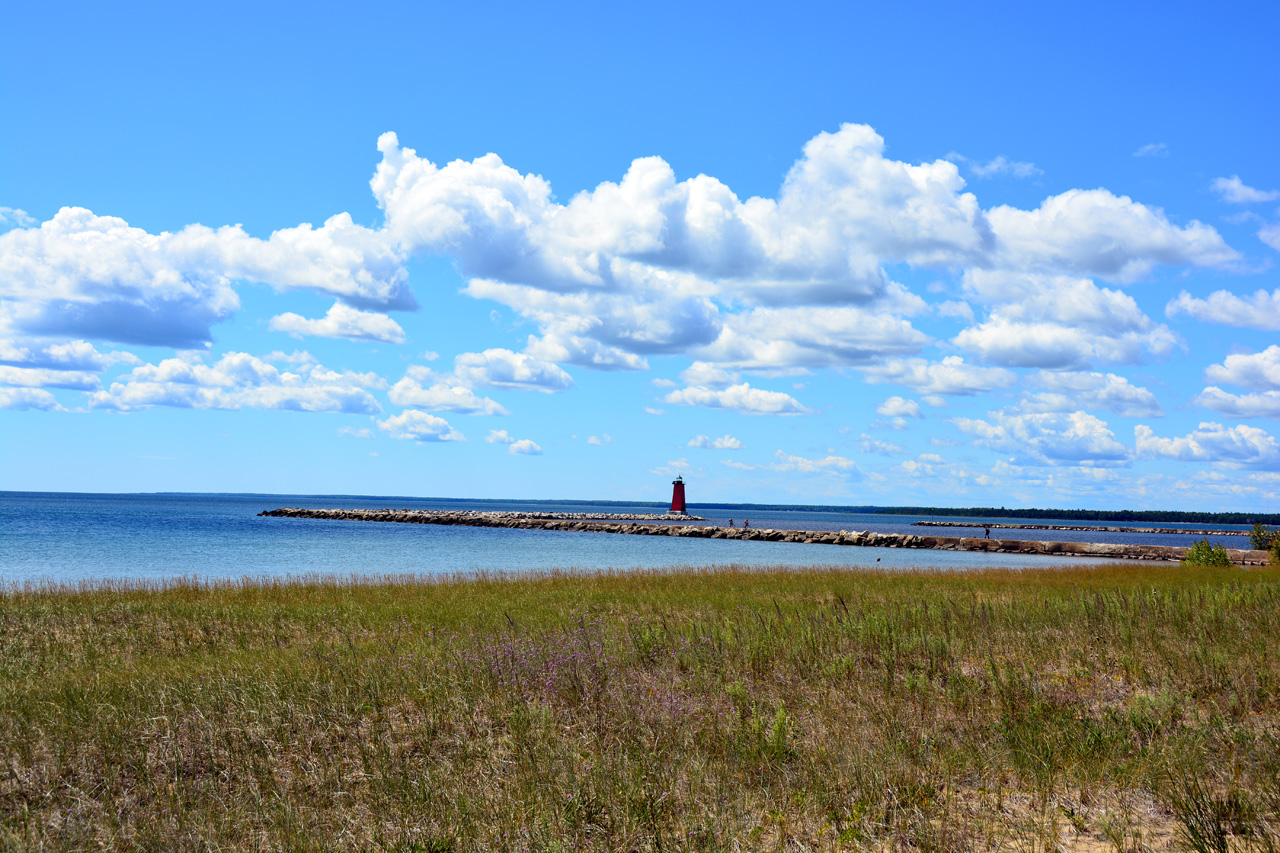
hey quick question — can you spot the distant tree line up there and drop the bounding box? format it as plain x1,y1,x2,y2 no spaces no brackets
410,496,1280,526
690,503,1280,525
859,506,1280,525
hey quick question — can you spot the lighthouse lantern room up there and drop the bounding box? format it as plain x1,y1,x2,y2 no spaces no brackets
669,476,687,515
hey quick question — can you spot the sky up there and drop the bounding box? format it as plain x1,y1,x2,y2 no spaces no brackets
2,0,1279,510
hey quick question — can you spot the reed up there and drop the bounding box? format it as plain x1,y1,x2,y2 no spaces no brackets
1,562,1277,851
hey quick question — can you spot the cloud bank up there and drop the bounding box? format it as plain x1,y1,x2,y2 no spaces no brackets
4,121,1272,501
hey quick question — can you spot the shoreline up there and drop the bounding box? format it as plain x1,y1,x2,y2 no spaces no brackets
0,560,1218,597
258,507,1272,565
913,520,1250,535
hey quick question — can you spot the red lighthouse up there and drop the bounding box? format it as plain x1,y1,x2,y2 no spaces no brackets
669,475,687,515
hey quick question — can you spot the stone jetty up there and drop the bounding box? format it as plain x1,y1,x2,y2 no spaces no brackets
259,509,703,522
913,521,1248,536
258,508,1271,565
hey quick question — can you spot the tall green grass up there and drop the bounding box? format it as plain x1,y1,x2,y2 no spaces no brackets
2,563,1278,851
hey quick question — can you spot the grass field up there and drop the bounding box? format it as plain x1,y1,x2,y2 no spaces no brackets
1,562,1278,851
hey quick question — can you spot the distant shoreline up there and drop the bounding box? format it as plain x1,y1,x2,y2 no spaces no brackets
4,490,1275,526
913,521,1250,535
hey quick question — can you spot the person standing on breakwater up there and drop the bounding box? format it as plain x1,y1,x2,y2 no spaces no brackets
744,519,750,528
728,519,734,527
985,526,990,539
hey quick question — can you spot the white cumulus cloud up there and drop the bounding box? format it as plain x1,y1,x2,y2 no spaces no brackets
2,124,1251,442
1260,224,1280,252
523,329,650,371
484,430,541,454
453,348,574,393
1211,176,1280,204
1022,371,1163,418
770,450,861,475
1167,288,1280,330
986,189,1236,282
88,351,385,413
0,339,137,371
695,302,928,370
858,434,905,455
968,156,1043,179
355,125,1238,385
663,382,810,415
0,208,37,231
376,409,464,442
1193,387,1280,419
687,434,743,449
508,439,543,455
1205,346,1280,390
269,302,406,344
953,410,1130,467
0,207,410,348
372,124,991,304
466,272,716,364
0,387,63,410
648,458,692,476
388,365,507,414
0,366,101,390
876,396,922,418
1135,422,1280,469
680,361,739,389
860,355,1015,396
954,270,1178,369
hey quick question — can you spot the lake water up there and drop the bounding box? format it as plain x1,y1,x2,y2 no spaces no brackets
0,492,1253,586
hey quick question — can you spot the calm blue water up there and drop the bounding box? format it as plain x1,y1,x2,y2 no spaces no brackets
0,492,1253,586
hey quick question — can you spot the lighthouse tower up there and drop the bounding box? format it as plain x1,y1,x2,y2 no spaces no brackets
669,476,687,515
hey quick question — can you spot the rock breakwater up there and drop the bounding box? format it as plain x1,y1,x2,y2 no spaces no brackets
258,508,1270,565
259,508,703,522
913,521,1248,536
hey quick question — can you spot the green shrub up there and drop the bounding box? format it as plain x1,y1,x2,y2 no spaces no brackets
1183,538,1232,567
1249,522,1275,551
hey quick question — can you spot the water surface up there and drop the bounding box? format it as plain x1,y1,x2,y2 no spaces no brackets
1,492,1247,586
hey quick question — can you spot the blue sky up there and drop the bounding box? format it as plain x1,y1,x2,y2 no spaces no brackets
2,0,1279,509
